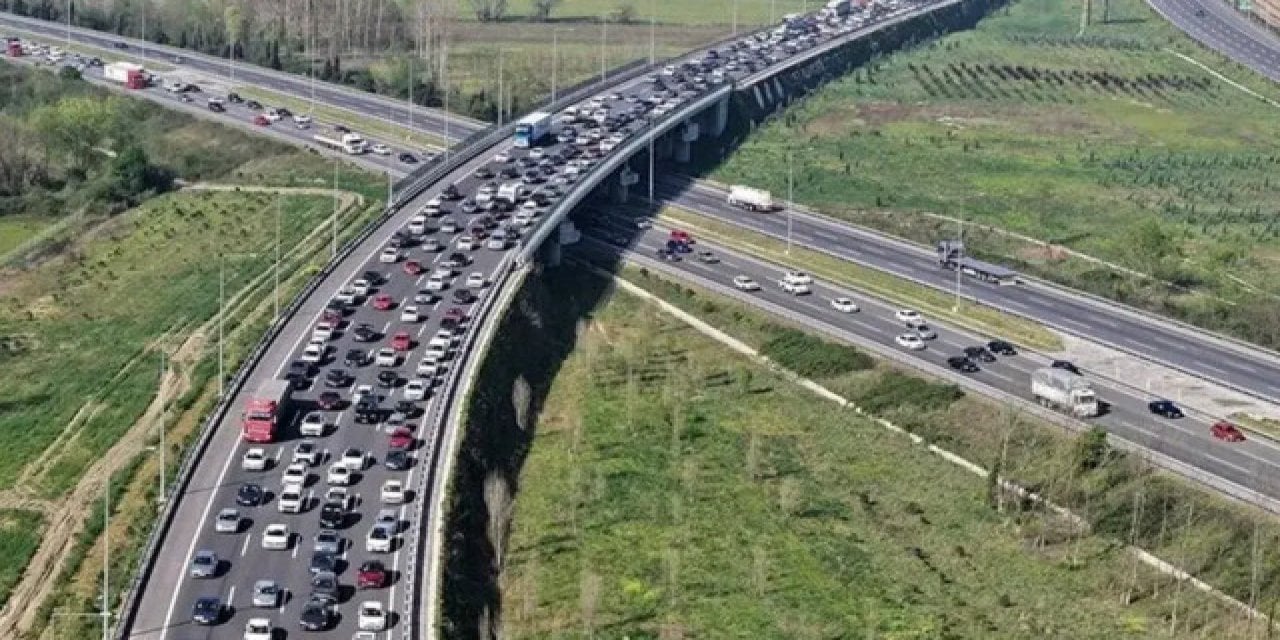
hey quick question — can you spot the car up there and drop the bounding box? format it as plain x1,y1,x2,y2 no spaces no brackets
422,237,444,252
345,348,370,367
440,218,461,234
313,529,343,554
696,250,719,264
253,114,270,126
237,483,264,507
375,348,398,367
830,297,859,313
465,272,486,288
375,508,399,532
189,550,218,578
399,152,419,163
341,447,367,470
366,523,394,553
385,449,412,471
895,333,926,351
493,151,513,163
300,342,325,363
440,307,467,331
352,385,375,406
414,289,440,305
947,356,980,373
895,309,923,323
381,478,406,504
252,579,282,608
1051,360,1081,375
907,323,937,340
358,601,388,631
310,570,340,601
1211,420,1246,442
326,464,353,486
191,596,222,625
214,508,240,534
963,346,996,363
241,448,268,471
987,340,1017,356
391,331,413,351
323,368,349,388
388,427,415,451
372,293,395,311
293,113,313,126
319,500,346,529
782,270,813,286
377,369,400,388
780,280,810,295
1148,399,1185,419
372,143,392,155
733,276,761,291
282,462,309,487
452,289,476,304
316,391,341,410
299,412,327,437
310,550,338,574
207,98,225,112
351,323,380,343
243,617,272,640
358,560,388,589
417,359,442,378
261,524,290,550
379,247,400,264
457,235,479,251
404,379,429,401
402,258,425,276
298,597,333,631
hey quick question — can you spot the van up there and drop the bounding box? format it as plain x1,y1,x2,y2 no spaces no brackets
278,485,304,513
407,215,428,235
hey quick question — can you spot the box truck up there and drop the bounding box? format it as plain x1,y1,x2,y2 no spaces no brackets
1031,367,1099,418
514,111,553,148
242,379,292,442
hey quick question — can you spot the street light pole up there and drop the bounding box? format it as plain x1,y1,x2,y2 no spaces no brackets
952,219,964,313
218,259,225,398
332,158,339,258
102,471,110,640
600,15,607,84
274,197,281,320
732,0,738,36
497,47,504,127
649,0,656,65
551,31,558,104
786,150,794,256
65,0,71,46
158,350,166,503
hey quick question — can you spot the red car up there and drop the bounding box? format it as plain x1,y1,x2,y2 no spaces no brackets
403,260,423,276
390,332,412,352
252,114,270,126
388,427,415,450
372,294,395,311
468,226,488,240
357,560,387,589
1211,420,1246,442
669,229,693,244
317,391,341,410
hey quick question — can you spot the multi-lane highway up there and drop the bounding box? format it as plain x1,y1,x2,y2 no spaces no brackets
574,215,1280,502
1148,0,1280,86
650,177,1280,401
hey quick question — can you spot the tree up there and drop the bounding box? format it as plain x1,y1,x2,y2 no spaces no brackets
1129,218,1177,264
530,0,561,21
1072,426,1110,472
30,96,119,174
468,0,508,21
105,145,171,203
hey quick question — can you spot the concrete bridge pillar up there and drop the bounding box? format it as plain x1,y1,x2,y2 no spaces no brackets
657,133,674,158
752,85,766,110
680,121,700,142
559,220,581,246
542,232,562,267
711,95,729,137
674,139,692,164
611,166,639,203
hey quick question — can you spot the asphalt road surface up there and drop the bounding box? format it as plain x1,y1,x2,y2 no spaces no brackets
1148,0,1280,85
573,215,1280,502
651,177,1280,402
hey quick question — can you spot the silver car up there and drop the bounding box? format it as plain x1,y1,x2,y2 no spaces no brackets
189,549,218,578
214,508,240,534
252,579,281,608
314,529,343,555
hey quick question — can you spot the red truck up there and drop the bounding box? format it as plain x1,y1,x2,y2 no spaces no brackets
6,40,23,57
242,379,292,443
103,62,149,89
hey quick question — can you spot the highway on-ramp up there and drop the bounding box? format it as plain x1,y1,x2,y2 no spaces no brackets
1148,0,1280,86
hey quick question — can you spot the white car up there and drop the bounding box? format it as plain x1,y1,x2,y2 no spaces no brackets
465,272,486,288
326,464,353,486
404,379,429,401
312,321,336,342
528,147,545,160
292,113,312,126
733,276,761,291
831,297,860,313
334,287,359,305
324,487,351,510
457,235,478,251
299,412,326,437
400,305,421,323
780,280,810,295
783,271,813,286
351,279,372,296
380,479,406,504
300,343,325,363
366,524,393,553
261,524,290,550
493,151,512,163
357,601,387,631
416,359,442,379
352,384,375,405
243,618,273,640
424,274,447,291
340,448,366,470
375,348,398,367
895,333,926,351
281,462,308,487
241,448,268,471
277,484,304,514
910,324,938,340
293,440,320,466
371,143,392,155
895,309,923,324
407,215,428,235
379,248,400,264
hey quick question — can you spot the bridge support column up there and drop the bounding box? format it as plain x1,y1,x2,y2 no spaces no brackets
711,95,729,137
674,140,692,164
674,120,700,163
611,166,639,203
542,232,562,267
657,133,674,159
559,220,581,246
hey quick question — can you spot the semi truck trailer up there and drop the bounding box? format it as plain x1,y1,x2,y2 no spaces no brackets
726,185,776,212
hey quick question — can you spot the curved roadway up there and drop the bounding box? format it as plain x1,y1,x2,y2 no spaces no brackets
1148,0,1280,85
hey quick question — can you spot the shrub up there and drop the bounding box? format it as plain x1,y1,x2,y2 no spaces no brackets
855,371,963,413
760,327,873,378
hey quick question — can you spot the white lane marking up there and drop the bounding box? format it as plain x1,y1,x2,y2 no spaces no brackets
292,538,300,559
240,534,251,557
226,586,236,609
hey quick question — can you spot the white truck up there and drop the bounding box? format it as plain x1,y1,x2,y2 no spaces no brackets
313,133,368,155
727,185,776,212
1031,367,1099,418
514,111,553,148
496,182,525,204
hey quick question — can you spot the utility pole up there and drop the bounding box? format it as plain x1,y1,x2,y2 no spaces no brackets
331,158,339,258
732,0,738,36
786,151,794,256
158,350,167,503
600,15,607,84
408,56,414,134
952,219,964,313
218,259,225,398
274,197,281,320
551,31,558,104
497,48,504,127
649,3,656,66
65,0,72,46
140,0,146,61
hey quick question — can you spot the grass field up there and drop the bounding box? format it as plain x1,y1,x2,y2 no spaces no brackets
0,215,54,258
707,0,1280,348
0,510,45,607
495,267,1261,638
454,0,812,25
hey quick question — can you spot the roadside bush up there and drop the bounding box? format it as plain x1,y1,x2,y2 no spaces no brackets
855,370,962,413
760,328,873,378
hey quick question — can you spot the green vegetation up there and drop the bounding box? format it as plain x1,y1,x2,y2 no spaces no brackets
486,267,1257,638
658,206,1065,351
0,510,45,606
709,0,1280,348
760,326,874,377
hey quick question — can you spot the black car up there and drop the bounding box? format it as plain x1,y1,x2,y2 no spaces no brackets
987,340,1017,356
324,368,350,388
473,166,495,179
236,483,264,507
377,370,399,388
399,152,419,164
499,166,520,179
352,324,380,343
441,184,463,200
1051,360,1081,375
191,596,221,625
354,401,381,424
310,571,340,601
299,597,333,631
452,289,476,304
394,400,420,417
443,252,470,268
344,348,369,367
244,100,263,110
319,502,346,528
288,360,316,379
276,106,292,117
947,356,980,373
1148,399,1185,419
309,551,338,574
656,248,682,262
963,346,996,363
385,449,412,471
361,270,385,285
226,92,243,103
207,100,225,113
334,124,351,133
